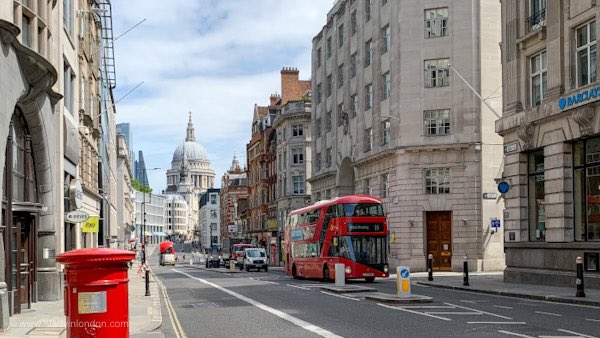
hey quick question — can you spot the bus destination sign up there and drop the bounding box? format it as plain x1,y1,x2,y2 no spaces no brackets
347,223,383,232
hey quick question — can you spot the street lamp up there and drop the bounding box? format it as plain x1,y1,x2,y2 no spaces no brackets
141,167,161,297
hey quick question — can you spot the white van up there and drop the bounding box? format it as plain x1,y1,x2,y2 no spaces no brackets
242,248,268,272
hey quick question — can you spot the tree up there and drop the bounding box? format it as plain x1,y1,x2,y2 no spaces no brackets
132,178,152,193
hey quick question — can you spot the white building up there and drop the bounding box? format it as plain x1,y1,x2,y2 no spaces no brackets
165,194,189,238
199,189,221,251
135,191,167,245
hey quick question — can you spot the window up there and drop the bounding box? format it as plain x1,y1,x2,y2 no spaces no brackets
326,148,332,167
317,48,322,68
528,151,545,241
381,120,390,145
316,83,322,103
292,148,304,164
574,139,600,241
337,103,344,127
365,83,373,110
365,40,372,67
63,63,75,115
351,94,358,118
326,36,332,58
63,0,73,36
316,118,322,137
424,59,450,88
337,64,344,88
364,178,372,195
424,109,451,135
381,0,388,5
576,21,597,87
338,24,344,47
210,194,218,204
351,52,358,78
382,25,391,53
381,173,389,198
293,176,305,194
365,0,371,22
425,168,450,194
530,50,547,107
364,128,373,151
382,72,391,100
351,11,357,35
326,111,332,132
21,15,31,47
292,124,303,137
527,0,546,31
316,153,322,171
424,8,448,38
326,75,333,97
210,210,217,218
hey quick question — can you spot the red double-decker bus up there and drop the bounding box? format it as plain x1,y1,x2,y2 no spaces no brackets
284,195,389,282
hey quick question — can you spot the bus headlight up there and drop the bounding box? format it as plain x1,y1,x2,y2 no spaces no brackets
383,265,389,273
345,266,352,274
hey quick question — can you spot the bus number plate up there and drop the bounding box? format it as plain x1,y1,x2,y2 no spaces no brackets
363,273,374,277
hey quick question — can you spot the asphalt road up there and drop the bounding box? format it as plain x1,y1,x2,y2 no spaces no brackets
152,258,600,337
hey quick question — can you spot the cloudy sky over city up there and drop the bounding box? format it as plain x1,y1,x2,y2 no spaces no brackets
112,1,332,192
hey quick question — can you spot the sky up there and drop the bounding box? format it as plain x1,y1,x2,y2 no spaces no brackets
111,1,333,192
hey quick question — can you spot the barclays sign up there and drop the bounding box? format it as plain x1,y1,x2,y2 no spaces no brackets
559,85,600,110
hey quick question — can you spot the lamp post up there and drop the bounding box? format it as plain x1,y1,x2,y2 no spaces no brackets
141,167,160,297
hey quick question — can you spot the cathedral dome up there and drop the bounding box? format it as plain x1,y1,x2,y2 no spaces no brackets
172,141,209,162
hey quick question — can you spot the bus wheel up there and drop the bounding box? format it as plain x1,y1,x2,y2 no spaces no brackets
323,266,330,283
365,277,375,283
292,265,299,279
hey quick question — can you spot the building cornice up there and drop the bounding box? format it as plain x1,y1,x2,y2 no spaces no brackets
307,170,335,183
353,149,397,167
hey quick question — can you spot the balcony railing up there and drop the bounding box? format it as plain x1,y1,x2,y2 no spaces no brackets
527,8,546,33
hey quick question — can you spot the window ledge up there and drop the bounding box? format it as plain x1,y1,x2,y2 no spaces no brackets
517,26,546,50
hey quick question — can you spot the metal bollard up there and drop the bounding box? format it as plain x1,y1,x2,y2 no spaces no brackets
576,256,585,297
427,254,433,281
335,264,345,286
463,256,469,286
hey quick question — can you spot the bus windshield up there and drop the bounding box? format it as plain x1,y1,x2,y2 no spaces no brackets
341,203,385,217
246,250,266,258
336,236,387,266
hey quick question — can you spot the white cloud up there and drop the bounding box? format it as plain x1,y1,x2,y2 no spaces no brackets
111,1,331,191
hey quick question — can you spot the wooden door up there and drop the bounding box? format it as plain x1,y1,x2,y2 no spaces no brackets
12,213,34,312
426,211,452,271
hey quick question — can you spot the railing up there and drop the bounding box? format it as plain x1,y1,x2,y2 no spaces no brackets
527,8,546,33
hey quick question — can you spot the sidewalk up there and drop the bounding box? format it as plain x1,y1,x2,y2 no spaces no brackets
417,273,600,307
0,255,162,337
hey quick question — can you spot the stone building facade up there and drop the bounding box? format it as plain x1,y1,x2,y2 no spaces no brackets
199,188,221,250
310,0,505,272
219,155,248,242
498,0,600,288
117,133,135,248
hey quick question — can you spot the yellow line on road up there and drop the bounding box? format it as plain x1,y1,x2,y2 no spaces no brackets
153,272,187,338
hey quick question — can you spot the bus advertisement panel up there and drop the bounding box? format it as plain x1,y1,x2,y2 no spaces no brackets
284,195,389,282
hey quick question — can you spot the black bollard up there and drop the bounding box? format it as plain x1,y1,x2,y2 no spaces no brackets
576,256,585,297
427,254,433,281
463,256,469,286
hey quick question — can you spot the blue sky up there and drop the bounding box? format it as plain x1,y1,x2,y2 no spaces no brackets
111,1,332,192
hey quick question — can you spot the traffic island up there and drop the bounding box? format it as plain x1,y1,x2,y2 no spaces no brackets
364,293,433,304
320,285,377,293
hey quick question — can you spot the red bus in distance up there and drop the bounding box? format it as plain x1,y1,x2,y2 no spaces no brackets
284,195,389,282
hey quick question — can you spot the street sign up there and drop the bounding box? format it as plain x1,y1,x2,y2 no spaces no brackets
82,216,99,233
497,181,510,194
483,193,497,200
66,210,90,223
397,266,411,298
491,218,501,229
69,179,83,210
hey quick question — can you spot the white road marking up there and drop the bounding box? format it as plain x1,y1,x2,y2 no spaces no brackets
400,305,455,309
534,311,562,317
557,329,597,338
445,302,513,320
426,311,483,315
378,303,452,321
586,318,600,323
467,322,526,325
320,291,360,301
287,284,311,291
172,269,342,338
493,305,513,310
498,330,535,338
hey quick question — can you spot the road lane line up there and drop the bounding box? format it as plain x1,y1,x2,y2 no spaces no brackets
400,305,455,309
444,302,513,320
153,273,187,338
557,329,597,338
377,303,451,321
586,318,600,322
534,311,562,317
493,305,513,310
287,284,311,291
320,291,360,301
426,312,483,315
467,322,526,325
498,330,535,337
172,269,342,338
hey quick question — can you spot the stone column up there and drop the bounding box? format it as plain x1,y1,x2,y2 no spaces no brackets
544,141,573,242
503,151,529,242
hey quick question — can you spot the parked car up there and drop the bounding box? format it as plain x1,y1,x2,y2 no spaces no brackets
242,248,268,272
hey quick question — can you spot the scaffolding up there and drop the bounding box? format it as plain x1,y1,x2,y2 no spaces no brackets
97,0,116,89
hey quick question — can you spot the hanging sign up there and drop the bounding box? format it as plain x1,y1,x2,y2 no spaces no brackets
69,179,83,209
65,210,89,223
82,216,99,233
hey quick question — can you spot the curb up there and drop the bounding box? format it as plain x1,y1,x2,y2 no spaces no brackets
130,274,163,336
416,281,600,307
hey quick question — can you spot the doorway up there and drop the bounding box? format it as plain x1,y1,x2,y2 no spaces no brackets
11,212,36,313
426,211,452,271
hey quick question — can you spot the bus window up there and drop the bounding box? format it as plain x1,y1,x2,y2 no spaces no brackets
342,203,385,217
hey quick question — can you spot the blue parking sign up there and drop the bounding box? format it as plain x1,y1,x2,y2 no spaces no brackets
491,218,501,229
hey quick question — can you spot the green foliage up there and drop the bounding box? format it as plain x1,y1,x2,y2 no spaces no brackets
132,178,152,193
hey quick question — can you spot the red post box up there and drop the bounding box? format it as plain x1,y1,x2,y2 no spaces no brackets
56,248,135,338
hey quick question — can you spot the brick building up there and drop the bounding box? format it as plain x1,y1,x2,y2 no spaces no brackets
219,154,248,241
